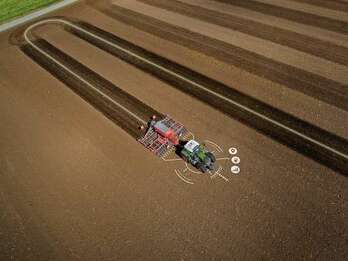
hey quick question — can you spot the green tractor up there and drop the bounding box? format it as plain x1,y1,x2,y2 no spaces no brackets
178,140,216,173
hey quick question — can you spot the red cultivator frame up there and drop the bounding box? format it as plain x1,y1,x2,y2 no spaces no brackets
138,115,189,157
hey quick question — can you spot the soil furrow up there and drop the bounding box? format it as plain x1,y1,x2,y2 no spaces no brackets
21,39,161,139
138,0,348,66
102,6,348,111
214,0,348,34
290,0,348,12
68,21,348,176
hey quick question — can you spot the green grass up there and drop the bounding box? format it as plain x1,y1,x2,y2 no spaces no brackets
0,0,60,24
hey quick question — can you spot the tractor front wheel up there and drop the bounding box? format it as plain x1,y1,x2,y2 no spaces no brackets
206,152,216,163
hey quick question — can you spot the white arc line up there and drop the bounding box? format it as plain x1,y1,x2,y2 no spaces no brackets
24,19,146,125
216,157,230,161
23,18,348,161
204,140,223,152
175,169,194,184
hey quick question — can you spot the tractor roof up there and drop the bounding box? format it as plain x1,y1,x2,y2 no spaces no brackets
184,140,200,153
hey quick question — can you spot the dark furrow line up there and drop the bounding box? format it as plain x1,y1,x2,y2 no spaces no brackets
289,0,348,12
101,6,348,111
214,0,348,34
138,0,348,66
69,21,348,176
20,39,161,139
40,39,159,122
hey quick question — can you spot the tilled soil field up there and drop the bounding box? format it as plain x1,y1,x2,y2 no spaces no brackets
0,0,348,260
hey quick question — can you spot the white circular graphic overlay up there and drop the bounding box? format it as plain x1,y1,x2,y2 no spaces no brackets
229,147,238,155
231,166,240,174
231,156,240,164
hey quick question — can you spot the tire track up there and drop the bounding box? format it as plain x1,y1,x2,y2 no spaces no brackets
21,39,160,139
289,0,348,12
138,0,348,66
214,0,348,35
101,6,348,111
66,21,348,176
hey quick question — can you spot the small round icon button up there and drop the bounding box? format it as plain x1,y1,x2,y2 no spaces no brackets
229,147,238,155
231,156,240,164
231,166,240,174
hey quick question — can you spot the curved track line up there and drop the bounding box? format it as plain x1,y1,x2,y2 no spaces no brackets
216,157,230,161
162,158,182,162
24,20,146,125
24,18,348,161
174,169,194,184
203,140,223,152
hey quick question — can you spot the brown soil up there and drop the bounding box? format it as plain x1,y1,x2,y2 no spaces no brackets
139,0,348,66
215,0,348,34
0,1,347,260
102,4,348,111
290,0,348,12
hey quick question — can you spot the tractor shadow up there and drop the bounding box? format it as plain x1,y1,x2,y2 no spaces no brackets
174,140,189,159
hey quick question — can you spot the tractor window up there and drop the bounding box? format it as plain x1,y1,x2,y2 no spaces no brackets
193,145,200,152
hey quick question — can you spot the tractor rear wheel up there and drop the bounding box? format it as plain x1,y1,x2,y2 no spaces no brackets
206,152,216,163
197,162,207,173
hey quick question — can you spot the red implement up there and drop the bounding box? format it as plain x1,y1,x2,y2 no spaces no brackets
138,115,188,157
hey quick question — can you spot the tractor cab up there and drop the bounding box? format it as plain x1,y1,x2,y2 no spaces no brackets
183,140,200,154
138,115,215,173
179,140,216,173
